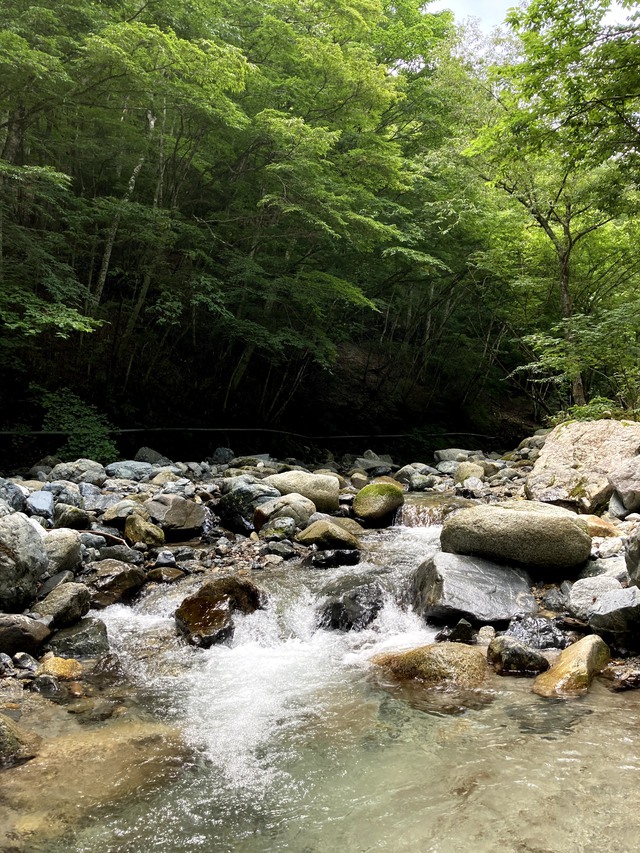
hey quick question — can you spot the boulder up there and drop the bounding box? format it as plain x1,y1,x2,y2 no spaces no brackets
567,576,622,621
434,449,473,463
318,581,384,631
372,642,487,688
263,472,339,513
259,516,297,541
352,483,404,525
0,713,41,768
440,501,591,573
53,504,91,529
454,461,485,484
104,460,154,480
625,528,640,587
532,635,610,697
412,552,536,625
306,549,361,569
35,582,91,628
0,615,52,656
134,446,173,466
47,618,109,657
0,478,27,512
295,519,361,551
487,636,550,676
26,490,54,519
49,459,106,486
143,494,206,532
216,481,281,533
103,500,146,525
526,419,640,513
587,586,640,644
253,493,316,532
85,559,146,608
124,513,165,547
43,528,82,574
0,513,48,612
175,577,264,647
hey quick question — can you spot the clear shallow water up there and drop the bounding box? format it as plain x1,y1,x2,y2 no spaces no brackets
41,525,640,852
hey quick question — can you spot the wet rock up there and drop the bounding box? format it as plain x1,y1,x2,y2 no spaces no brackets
307,549,361,569
85,559,146,608
49,459,106,486
318,581,384,631
48,618,109,658
216,481,280,534
567,576,622,621
412,552,535,625
263,471,340,513
487,636,550,676
526,419,640,513
253,493,316,532
12,652,38,672
352,482,404,526
0,652,15,677
124,513,165,547
35,582,91,628
603,659,640,691
0,713,41,768
29,673,63,697
265,541,297,560
0,614,51,656
143,494,206,532
0,721,186,848
503,614,570,650
0,513,49,612
43,528,82,574
38,655,83,680
435,618,476,645
295,519,361,551
147,567,185,583
372,642,487,688
532,635,610,697
154,550,177,567
175,577,264,647
440,501,591,574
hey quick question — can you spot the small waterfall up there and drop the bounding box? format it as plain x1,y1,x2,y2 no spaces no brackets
397,493,477,527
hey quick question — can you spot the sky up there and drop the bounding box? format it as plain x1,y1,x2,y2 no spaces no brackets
427,0,634,32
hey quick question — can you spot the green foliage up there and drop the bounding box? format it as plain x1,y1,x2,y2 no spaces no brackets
548,398,636,426
39,389,119,463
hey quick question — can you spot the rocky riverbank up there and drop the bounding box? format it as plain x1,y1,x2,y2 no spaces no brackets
3,419,640,846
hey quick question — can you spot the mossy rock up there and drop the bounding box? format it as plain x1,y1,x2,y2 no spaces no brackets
353,483,404,525
372,642,487,688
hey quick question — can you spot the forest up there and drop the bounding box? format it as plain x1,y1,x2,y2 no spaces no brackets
1,0,639,462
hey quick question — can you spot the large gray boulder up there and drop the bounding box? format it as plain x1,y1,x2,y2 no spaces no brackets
253,493,316,532
216,480,280,533
567,576,622,621
263,472,339,512
412,552,536,624
588,586,640,647
49,459,106,486
526,419,640,512
36,582,91,628
0,614,52,656
104,460,154,481
0,513,48,612
143,494,206,532
626,528,640,587
440,501,591,573
47,617,109,657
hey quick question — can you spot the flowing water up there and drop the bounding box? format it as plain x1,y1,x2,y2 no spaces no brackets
39,517,640,852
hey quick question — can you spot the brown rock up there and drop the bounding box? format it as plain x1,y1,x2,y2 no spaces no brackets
532,634,610,697
295,519,361,550
124,513,165,547
0,615,51,656
0,713,41,768
38,656,83,680
143,494,206,531
85,559,146,608
372,642,487,688
175,577,264,647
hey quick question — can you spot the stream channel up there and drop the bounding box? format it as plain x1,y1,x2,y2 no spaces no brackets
45,500,640,852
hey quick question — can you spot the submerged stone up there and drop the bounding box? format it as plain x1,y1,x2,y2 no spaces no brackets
175,576,264,647
372,642,487,689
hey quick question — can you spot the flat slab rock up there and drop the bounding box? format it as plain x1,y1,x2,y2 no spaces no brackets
526,419,640,513
412,552,536,624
